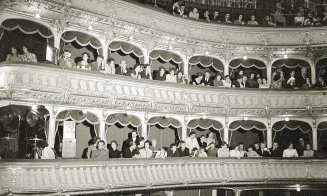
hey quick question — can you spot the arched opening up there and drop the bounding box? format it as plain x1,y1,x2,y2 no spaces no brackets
108,41,144,70
229,120,266,149
316,58,327,82
105,113,141,152
55,110,99,158
60,31,102,65
229,58,267,81
272,120,312,155
318,121,327,157
189,55,224,85
147,116,182,149
149,50,184,80
0,105,49,159
187,118,223,147
0,18,54,63
272,59,311,89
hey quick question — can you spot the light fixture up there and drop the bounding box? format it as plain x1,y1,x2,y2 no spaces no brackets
204,51,209,56
129,36,133,41
243,55,247,60
296,184,301,192
164,114,170,118
168,45,173,50
284,54,288,59
82,109,87,114
201,114,207,120
285,116,289,122
87,25,93,30
126,111,132,116
35,13,41,19
243,116,248,121
31,105,37,111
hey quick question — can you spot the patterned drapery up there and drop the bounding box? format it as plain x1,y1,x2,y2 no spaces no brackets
1,19,53,39
229,58,266,69
187,119,223,130
149,50,183,64
109,41,144,57
189,56,224,72
229,120,266,131
316,58,327,69
148,116,182,128
61,31,102,49
56,110,99,125
318,121,327,131
272,120,312,133
272,59,311,69
106,113,141,127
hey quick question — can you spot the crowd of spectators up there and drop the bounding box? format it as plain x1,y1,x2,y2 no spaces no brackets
170,0,327,26
77,130,315,160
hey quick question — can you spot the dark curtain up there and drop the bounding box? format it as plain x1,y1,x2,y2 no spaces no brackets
273,128,311,150
229,128,265,149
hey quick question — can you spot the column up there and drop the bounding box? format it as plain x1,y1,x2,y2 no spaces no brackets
224,117,229,143
310,60,316,84
223,61,229,77
53,30,62,65
212,189,217,196
143,48,150,64
182,115,188,141
181,54,189,84
46,106,57,148
233,188,243,196
102,41,109,64
267,63,272,86
165,191,174,196
312,125,318,151
141,113,148,140
99,116,107,143
267,118,272,148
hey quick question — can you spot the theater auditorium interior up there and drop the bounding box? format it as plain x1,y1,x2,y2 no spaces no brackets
1,0,327,195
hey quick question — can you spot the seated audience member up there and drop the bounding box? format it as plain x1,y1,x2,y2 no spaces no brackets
254,143,260,151
6,46,19,62
217,141,230,157
91,140,109,159
247,146,260,157
205,132,216,146
167,143,180,157
142,64,153,79
116,60,128,75
178,140,190,157
20,45,37,62
155,147,168,158
109,140,121,158
314,76,326,88
185,131,200,153
203,10,211,22
58,50,76,68
260,77,270,88
222,75,232,88
297,67,307,88
239,142,247,157
193,72,204,85
271,66,284,89
256,77,262,88
237,70,244,78
198,135,207,148
256,142,270,157
77,52,91,70
39,141,56,159
206,142,218,157
242,75,251,88
214,74,224,87
270,142,282,157
172,0,180,15
304,13,318,25
176,70,186,84
262,15,275,26
139,140,153,158
294,12,305,25
87,136,101,159
232,75,243,88
166,68,177,83
137,137,145,150
224,13,232,23
190,148,199,157
189,8,199,20
150,139,159,153
155,66,166,81
247,73,257,88
198,147,208,157
202,71,214,86
91,55,104,72
283,143,299,157
296,137,306,157
302,144,314,157
211,11,220,22
103,58,115,74
247,15,259,25
234,14,245,25
230,145,242,158
321,11,327,25
130,63,142,79
122,130,139,151
302,77,312,89
122,141,138,158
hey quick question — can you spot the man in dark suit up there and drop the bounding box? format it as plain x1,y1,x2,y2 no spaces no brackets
232,75,243,88
297,67,307,89
178,141,190,157
122,141,137,158
122,130,139,152
256,142,270,157
198,135,207,149
269,142,282,157
296,138,306,157
202,71,214,86
167,143,180,157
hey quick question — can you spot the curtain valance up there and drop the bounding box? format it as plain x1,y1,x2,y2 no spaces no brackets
106,113,141,127
56,110,99,125
229,120,266,131
109,41,144,57
318,121,327,131
316,58,327,69
148,116,181,128
189,56,224,72
61,31,102,49
150,50,183,64
187,119,223,130
272,59,311,69
1,19,53,39
229,59,266,69
272,120,312,133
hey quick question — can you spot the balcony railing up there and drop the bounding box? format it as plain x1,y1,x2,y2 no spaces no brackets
0,158,326,195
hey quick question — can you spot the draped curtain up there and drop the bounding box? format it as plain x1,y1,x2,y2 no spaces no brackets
229,58,266,69
318,122,327,153
272,59,311,69
272,120,312,133
150,50,183,64
148,116,181,128
109,41,144,58
316,58,327,69
56,110,99,125
189,56,224,73
187,119,223,130
318,121,327,131
61,31,102,49
106,113,141,128
1,19,53,39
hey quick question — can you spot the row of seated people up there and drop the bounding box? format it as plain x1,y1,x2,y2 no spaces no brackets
82,131,314,159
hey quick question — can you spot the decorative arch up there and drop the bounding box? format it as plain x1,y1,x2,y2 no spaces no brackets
148,116,181,128
318,121,327,154
316,58,327,82
56,110,99,125
150,49,184,71
61,31,101,49
189,55,224,73
229,58,267,79
229,120,266,148
109,41,144,58
106,113,141,128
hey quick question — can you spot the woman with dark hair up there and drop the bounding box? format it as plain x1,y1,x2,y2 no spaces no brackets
176,70,186,84
192,72,204,85
213,74,224,87
139,140,153,158
217,141,229,157
77,52,91,70
90,140,109,159
20,45,37,62
87,136,101,159
282,143,299,157
205,132,216,146
130,63,141,79
39,141,55,159
166,68,177,83
155,66,166,81
109,140,121,158
142,64,153,79
6,46,19,62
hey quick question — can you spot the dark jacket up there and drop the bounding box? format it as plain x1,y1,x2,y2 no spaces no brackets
178,147,190,157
